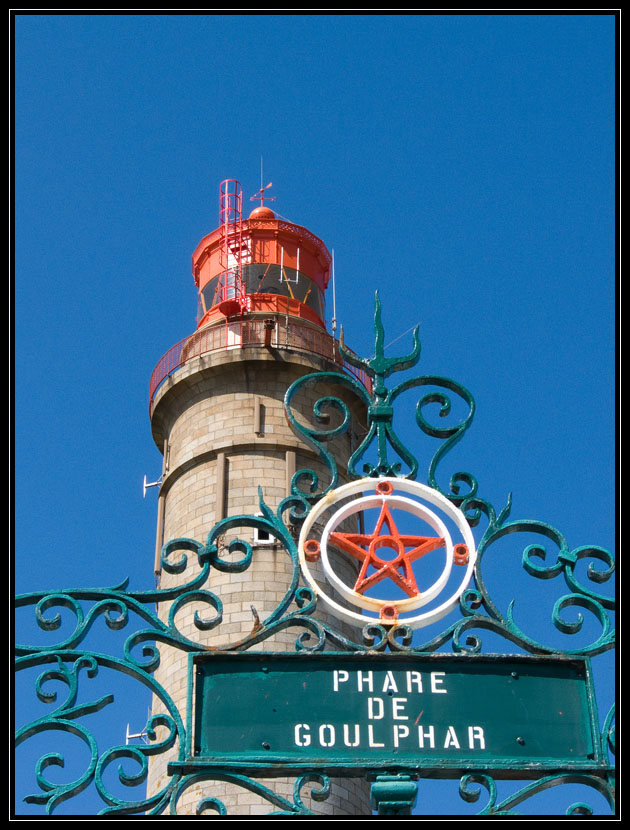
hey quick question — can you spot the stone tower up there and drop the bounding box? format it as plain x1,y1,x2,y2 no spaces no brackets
145,181,371,815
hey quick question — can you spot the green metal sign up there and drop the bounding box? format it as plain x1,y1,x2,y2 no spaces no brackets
187,652,605,778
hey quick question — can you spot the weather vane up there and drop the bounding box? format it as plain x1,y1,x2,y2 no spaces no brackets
250,181,275,208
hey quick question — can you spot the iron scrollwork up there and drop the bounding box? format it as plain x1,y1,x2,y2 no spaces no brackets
15,296,615,815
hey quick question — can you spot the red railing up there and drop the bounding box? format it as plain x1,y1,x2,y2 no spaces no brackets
149,317,372,416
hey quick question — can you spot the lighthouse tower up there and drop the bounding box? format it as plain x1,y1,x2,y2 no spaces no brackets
145,180,371,815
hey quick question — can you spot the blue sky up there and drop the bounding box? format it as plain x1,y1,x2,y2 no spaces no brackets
14,13,616,816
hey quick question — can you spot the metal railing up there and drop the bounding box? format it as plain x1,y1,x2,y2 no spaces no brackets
149,317,372,415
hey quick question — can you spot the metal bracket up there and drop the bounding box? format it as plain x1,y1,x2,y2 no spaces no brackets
370,774,418,816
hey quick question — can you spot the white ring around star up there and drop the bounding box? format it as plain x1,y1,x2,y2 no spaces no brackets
298,478,477,630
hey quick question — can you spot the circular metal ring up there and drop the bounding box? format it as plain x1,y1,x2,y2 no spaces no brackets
318,493,453,613
298,477,477,630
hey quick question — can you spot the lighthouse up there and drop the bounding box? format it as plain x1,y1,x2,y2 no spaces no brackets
145,180,371,815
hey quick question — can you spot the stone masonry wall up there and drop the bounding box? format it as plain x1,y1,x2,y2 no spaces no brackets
145,347,372,815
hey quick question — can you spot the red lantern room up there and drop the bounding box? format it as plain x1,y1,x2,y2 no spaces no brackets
192,179,332,331
149,178,371,417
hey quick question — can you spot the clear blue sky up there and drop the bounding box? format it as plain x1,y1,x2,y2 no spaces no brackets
14,13,616,816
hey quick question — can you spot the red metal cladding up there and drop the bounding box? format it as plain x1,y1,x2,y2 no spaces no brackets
197,294,325,331
192,183,332,331
149,179,372,415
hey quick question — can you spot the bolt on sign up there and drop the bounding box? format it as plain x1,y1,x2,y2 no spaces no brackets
186,652,605,778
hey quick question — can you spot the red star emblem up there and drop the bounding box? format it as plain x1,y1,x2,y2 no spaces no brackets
329,501,445,598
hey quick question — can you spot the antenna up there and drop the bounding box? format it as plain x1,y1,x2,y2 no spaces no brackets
384,321,422,350
143,473,163,498
126,708,151,744
145,438,169,498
